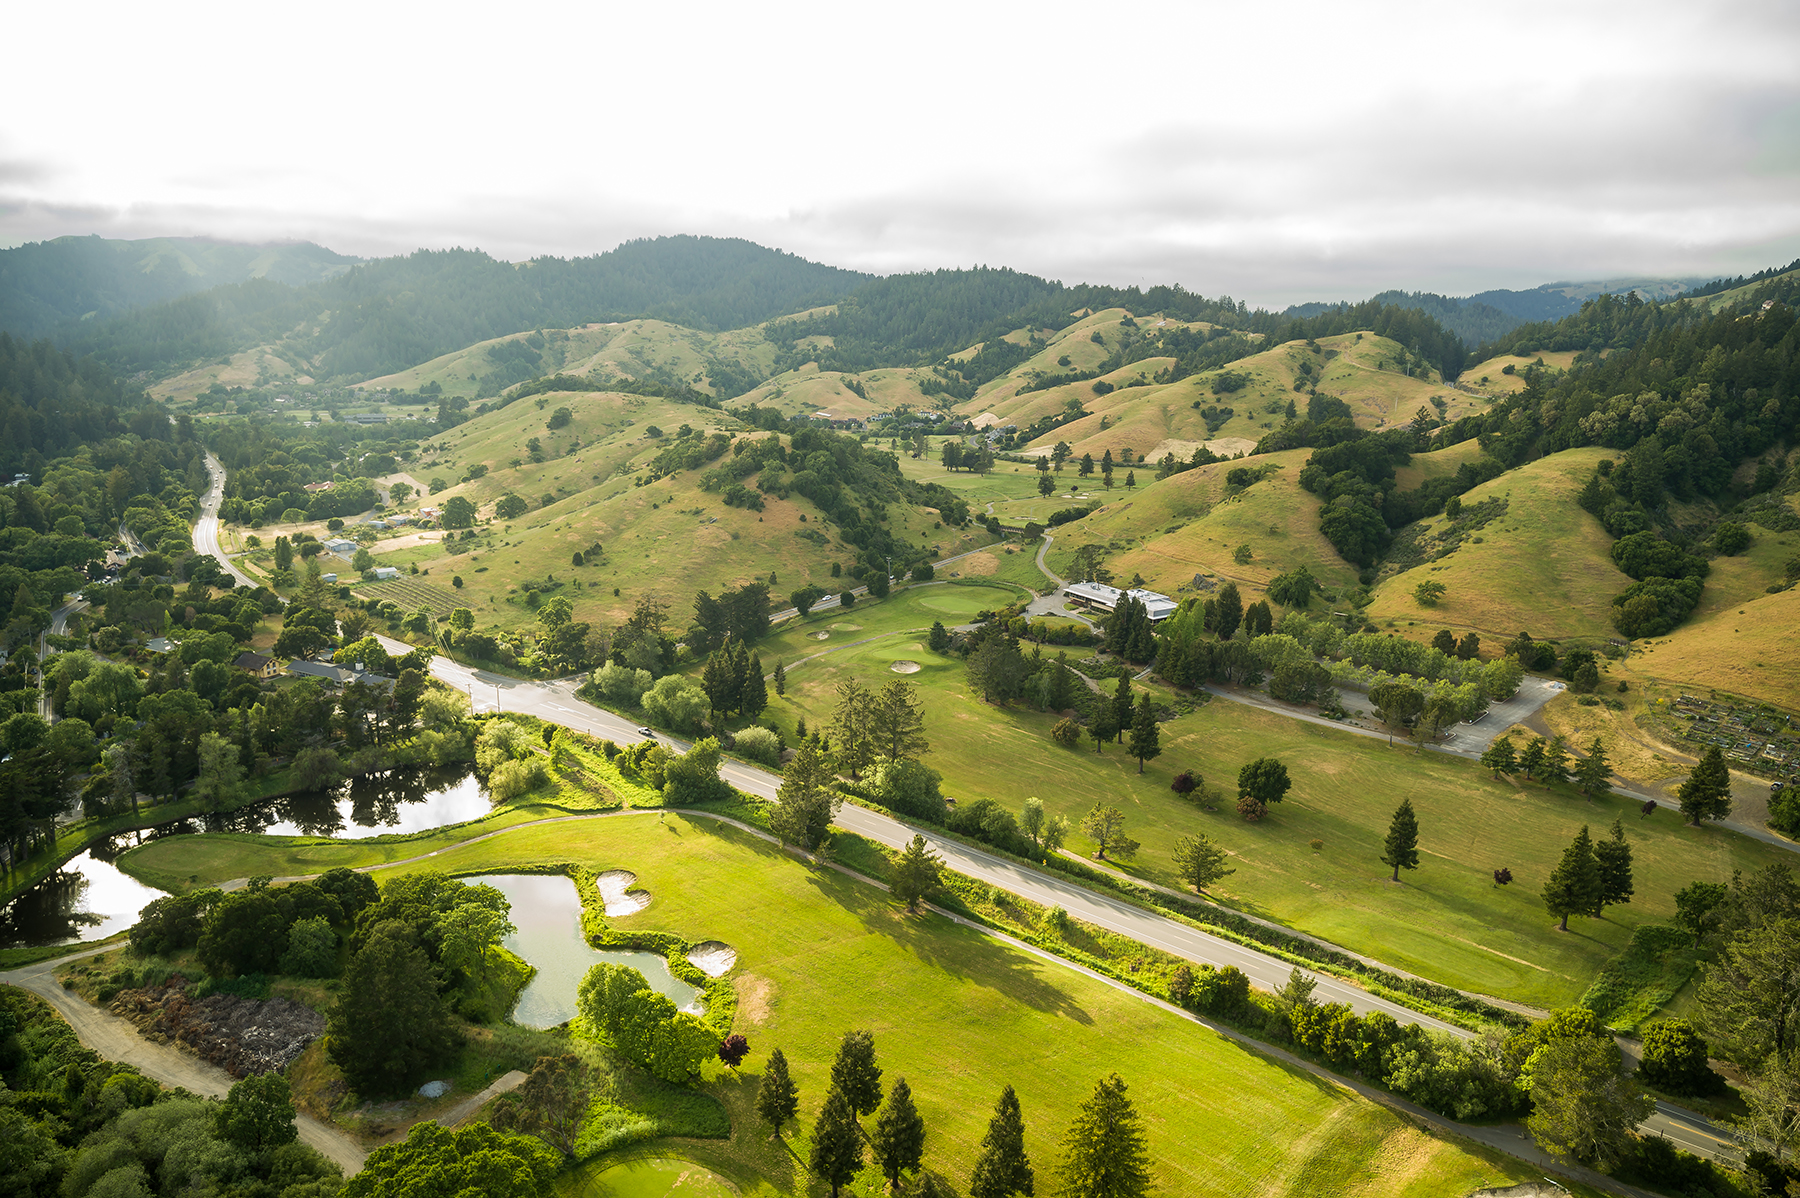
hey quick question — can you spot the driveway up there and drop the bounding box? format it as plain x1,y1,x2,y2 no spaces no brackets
0,947,367,1175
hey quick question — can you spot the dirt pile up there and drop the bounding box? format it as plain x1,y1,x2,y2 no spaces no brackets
110,978,324,1077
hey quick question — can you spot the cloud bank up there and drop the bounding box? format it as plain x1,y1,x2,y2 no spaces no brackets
3,0,1797,306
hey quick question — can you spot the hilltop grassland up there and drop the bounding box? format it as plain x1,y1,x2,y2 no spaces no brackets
1702,265,1800,312
1630,581,1800,712
728,365,911,420
1366,448,1631,643
357,318,783,399
1039,448,1363,599
1389,438,1491,492
151,344,316,401
1459,349,1583,397
756,604,1798,1009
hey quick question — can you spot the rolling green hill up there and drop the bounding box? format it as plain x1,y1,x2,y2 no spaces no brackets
1366,448,1631,642
1040,447,1363,601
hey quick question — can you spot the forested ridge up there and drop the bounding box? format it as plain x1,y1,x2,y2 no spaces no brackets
0,234,361,342
55,237,873,381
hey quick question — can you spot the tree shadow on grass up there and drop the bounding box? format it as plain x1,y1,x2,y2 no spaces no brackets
800,864,1096,1025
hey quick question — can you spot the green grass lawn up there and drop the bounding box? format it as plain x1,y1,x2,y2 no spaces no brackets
269,813,1551,1198
758,633,1797,1010
757,584,1019,671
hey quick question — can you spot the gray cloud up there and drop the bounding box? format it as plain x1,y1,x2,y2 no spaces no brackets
2,0,1798,310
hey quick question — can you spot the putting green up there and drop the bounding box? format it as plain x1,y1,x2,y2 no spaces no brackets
574,1157,736,1197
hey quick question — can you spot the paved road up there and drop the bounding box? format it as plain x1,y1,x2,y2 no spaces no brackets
0,946,368,1175
193,451,256,588
379,636,1740,1161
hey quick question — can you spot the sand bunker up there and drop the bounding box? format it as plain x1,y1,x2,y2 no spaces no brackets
812,631,830,640
686,941,738,977
597,870,650,916
890,660,920,674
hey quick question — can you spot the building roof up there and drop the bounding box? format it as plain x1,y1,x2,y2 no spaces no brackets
1063,581,1180,620
232,652,272,671
286,660,396,688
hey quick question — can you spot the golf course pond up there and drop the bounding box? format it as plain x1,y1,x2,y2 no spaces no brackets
462,873,702,1028
0,765,491,949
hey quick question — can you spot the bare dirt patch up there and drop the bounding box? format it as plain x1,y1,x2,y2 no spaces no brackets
959,552,1000,576
597,869,650,916
733,974,773,1026
111,978,323,1077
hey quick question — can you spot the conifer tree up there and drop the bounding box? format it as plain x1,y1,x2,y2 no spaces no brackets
1381,798,1420,882
871,1076,927,1188
1127,693,1160,774
1480,734,1518,778
1543,825,1603,931
809,1085,865,1197
928,621,951,652
1677,746,1733,825
741,652,767,717
829,1029,883,1118
756,1047,800,1135
1111,675,1133,745
1518,736,1547,780
1213,583,1243,639
1540,735,1572,785
970,1084,1035,1198
1594,818,1634,911
1575,736,1613,796
773,660,786,697
1056,1073,1152,1198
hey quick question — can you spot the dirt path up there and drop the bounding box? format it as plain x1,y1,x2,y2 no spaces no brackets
0,947,368,1175
436,1069,528,1128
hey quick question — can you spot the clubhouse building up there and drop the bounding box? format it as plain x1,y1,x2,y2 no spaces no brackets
1063,581,1179,622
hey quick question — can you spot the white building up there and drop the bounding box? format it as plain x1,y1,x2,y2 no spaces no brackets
371,566,400,581
1063,581,1179,622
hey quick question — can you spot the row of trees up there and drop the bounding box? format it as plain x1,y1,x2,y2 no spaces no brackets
757,1030,1153,1198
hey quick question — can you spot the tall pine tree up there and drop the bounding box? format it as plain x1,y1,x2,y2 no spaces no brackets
1595,819,1634,911
969,1084,1034,1198
1677,746,1733,825
1127,694,1160,775
741,652,768,717
1575,736,1613,796
829,1029,883,1118
1480,734,1518,778
1111,675,1133,745
1056,1073,1152,1198
755,1047,799,1135
1543,825,1603,931
808,1085,864,1198
1381,798,1421,882
871,1076,927,1187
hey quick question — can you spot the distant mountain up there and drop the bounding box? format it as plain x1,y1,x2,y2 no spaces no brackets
0,235,363,340
1286,276,1711,346
54,235,874,380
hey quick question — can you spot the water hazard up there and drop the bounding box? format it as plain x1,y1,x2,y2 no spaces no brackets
462,873,702,1028
0,766,491,949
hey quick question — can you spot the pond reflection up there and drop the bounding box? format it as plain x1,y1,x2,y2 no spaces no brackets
463,873,702,1028
0,766,491,949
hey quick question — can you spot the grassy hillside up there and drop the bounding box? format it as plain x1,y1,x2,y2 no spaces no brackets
285,390,995,633
1366,448,1631,642
1632,577,1800,711
1460,349,1582,397
1039,448,1362,599
149,343,317,400
756,595,1798,1010
359,319,786,401
984,331,1489,468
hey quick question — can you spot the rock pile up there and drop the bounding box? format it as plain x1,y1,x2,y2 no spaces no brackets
110,978,324,1077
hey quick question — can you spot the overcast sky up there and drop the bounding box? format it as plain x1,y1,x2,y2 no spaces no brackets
3,0,1798,307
